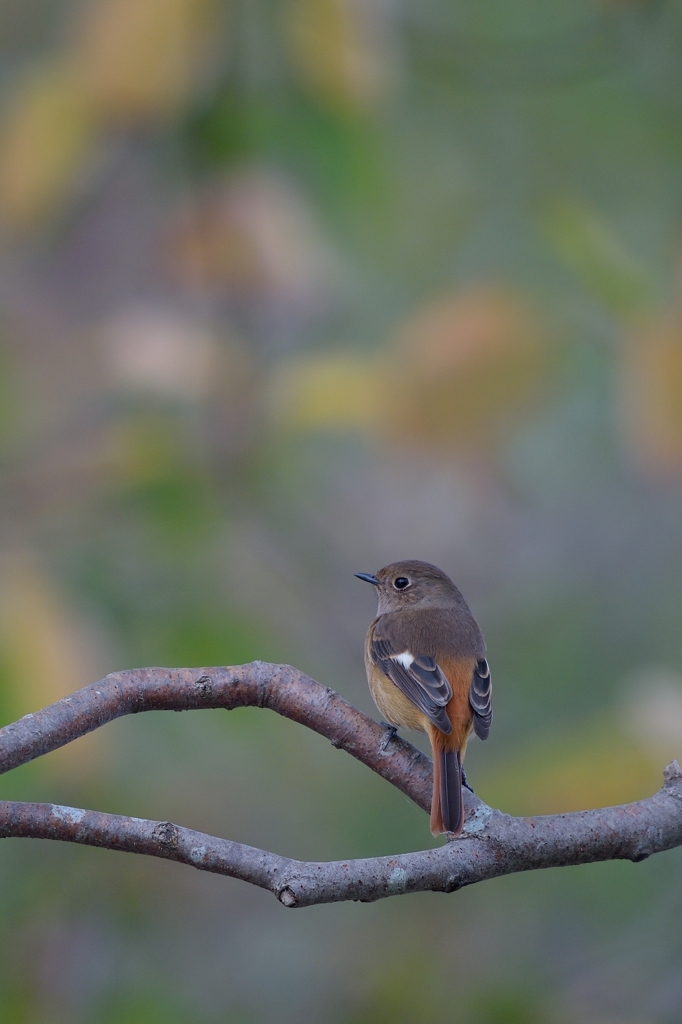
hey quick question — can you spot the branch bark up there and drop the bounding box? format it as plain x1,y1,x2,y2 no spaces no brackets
0,663,680,907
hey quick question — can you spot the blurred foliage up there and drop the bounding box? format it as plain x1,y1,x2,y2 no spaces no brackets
619,305,682,478
0,61,96,228
1,0,682,1021
468,988,545,1024
286,0,395,114
270,287,554,457
479,717,660,815
543,198,659,319
76,0,218,121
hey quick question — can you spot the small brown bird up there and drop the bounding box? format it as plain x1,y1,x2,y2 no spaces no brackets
356,560,492,837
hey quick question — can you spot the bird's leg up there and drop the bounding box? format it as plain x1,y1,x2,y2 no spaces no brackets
461,769,475,793
379,722,398,752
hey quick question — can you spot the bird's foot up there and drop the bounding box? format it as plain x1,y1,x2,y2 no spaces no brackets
379,722,398,752
461,769,475,794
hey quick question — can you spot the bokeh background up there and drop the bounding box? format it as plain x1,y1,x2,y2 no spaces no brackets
1,0,682,1020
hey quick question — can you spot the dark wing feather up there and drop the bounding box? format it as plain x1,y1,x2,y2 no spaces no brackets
371,637,453,734
469,658,492,740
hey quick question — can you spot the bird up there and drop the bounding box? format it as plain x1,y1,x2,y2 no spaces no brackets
356,560,492,837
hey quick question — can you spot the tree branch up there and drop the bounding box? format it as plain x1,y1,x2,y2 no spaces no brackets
0,663,680,907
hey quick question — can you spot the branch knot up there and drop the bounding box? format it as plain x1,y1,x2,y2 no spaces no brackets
663,759,682,784
194,675,213,700
153,821,180,847
279,887,298,908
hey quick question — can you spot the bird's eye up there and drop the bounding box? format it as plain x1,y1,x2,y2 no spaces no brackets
394,577,410,590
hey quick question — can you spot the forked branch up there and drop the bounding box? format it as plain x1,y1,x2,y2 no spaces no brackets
0,663,680,907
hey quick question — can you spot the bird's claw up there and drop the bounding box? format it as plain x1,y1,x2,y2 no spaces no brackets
462,769,475,793
379,722,398,752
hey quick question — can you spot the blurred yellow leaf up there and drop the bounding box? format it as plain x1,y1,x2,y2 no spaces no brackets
478,716,662,817
0,0,220,227
0,553,104,772
385,286,551,451
0,62,96,228
270,353,384,433
286,0,394,113
269,287,552,454
618,311,682,478
77,0,218,120
543,198,656,318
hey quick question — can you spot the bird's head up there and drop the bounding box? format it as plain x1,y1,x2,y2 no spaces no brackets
355,560,460,614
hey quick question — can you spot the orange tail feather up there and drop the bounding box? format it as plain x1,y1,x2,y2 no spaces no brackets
429,729,463,836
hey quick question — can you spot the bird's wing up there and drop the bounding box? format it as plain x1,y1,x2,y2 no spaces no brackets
469,658,492,740
370,635,453,734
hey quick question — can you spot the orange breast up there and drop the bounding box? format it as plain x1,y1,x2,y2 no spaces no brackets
366,660,428,731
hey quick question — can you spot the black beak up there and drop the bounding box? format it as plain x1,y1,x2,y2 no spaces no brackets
355,572,379,586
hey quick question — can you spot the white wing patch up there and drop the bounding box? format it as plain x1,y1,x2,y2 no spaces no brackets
372,637,453,733
392,652,414,670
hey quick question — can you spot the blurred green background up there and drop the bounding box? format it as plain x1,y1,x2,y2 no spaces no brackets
1,0,682,1020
